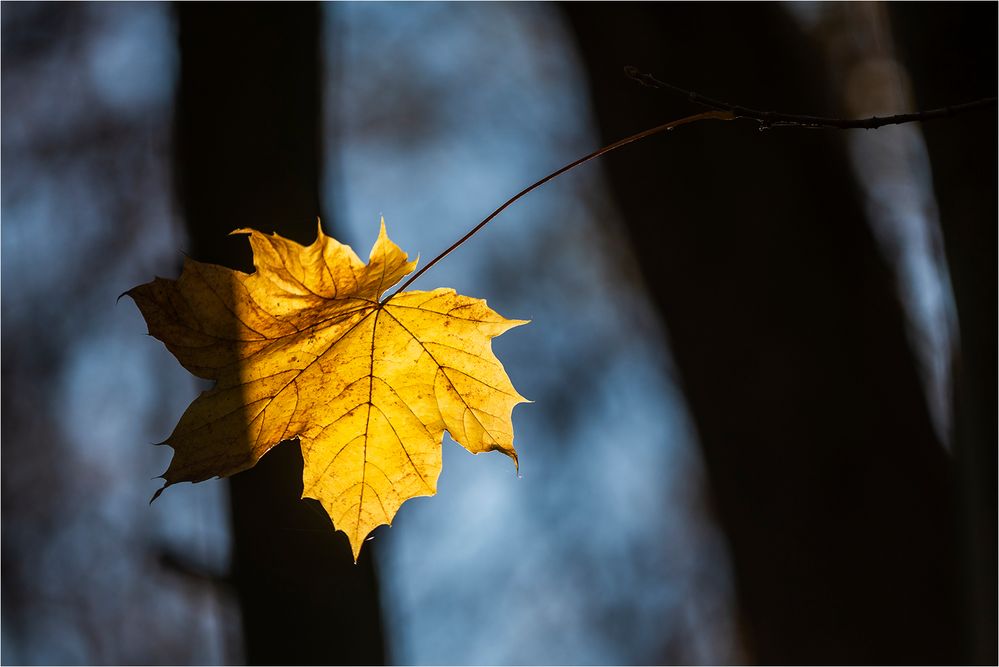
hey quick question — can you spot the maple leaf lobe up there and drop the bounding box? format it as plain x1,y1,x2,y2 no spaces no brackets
128,219,527,559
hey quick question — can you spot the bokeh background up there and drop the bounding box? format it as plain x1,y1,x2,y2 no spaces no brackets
2,3,995,665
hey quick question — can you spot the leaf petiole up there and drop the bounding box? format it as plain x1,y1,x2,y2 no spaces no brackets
382,110,734,302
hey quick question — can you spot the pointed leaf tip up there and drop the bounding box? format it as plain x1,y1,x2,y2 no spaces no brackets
150,483,168,504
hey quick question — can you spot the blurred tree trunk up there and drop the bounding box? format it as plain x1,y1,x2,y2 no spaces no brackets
173,4,386,664
564,4,962,663
888,5,998,663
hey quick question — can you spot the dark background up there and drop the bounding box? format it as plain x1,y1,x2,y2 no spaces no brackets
2,2,995,664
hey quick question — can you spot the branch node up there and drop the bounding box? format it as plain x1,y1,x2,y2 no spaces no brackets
624,67,997,131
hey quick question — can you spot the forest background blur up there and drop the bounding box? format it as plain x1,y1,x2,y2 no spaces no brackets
2,3,995,664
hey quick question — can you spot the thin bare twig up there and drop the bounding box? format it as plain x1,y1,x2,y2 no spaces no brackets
624,66,997,130
383,70,994,296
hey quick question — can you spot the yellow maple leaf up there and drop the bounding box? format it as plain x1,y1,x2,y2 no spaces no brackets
128,219,528,559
